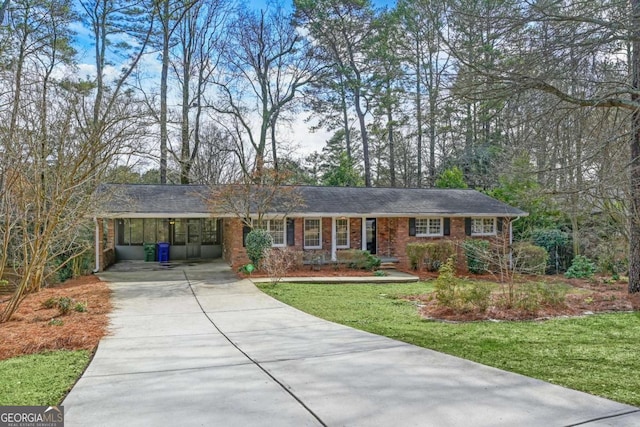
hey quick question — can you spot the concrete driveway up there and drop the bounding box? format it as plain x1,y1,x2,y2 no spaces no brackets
63,261,640,426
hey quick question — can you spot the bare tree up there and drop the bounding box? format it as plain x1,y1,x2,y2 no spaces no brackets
208,4,317,179
170,0,230,183
0,0,155,322
207,169,305,227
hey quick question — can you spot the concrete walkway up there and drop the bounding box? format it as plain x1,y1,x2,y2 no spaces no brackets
63,261,640,426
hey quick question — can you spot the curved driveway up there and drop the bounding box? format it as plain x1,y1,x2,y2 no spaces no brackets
63,261,640,426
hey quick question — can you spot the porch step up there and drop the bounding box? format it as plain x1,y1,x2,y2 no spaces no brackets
378,262,397,270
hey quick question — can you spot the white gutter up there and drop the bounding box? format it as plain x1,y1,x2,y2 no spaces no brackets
93,217,100,273
509,216,522,269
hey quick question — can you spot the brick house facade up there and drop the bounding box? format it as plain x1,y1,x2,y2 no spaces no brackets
94,184,526,271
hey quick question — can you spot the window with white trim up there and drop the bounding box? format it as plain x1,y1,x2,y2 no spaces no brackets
252,219,285,246
415,217,443,237
336,218,349,248
304,218,322,249
471,217,496,236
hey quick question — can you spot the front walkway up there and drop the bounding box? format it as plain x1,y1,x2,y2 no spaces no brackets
63,261,640,426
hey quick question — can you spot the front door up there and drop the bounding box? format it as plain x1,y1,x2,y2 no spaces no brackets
186,219,201,259
366,218,377,254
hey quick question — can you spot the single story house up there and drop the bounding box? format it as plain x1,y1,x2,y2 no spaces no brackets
93,184,527,271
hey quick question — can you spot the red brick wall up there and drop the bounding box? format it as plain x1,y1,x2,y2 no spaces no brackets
221,215,511,272
350,218,362,250
222,218,250,268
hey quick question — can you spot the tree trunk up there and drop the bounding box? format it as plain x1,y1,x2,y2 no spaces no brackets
180,42,191,184
160,0,169,184
340,75,352,161
354,87,371,187
415,42,423,188
387,81,396,187
629,0,640,293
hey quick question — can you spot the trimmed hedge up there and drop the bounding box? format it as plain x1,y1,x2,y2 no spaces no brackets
406,241,455,271
336,249,381,270
513,242,549,275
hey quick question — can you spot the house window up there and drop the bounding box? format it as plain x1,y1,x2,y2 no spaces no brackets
173,219,186,245
415,218,443,237
472,218,496,236
252,219,285,247
336,218,349,248
202,219,218,244
128,219,143,245
143,218,156,243
304,218,322,249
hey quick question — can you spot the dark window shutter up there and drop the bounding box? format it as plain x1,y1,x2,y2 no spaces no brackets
497,217,503,233
465,218,472,236
443,218,451,236
242,225,250,247
409,218,416,236
287,218,295,246
216,219,222,244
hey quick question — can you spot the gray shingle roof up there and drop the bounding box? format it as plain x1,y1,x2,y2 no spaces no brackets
96,184,526,217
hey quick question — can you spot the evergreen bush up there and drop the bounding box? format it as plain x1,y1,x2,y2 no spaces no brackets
565,255,596,279
462,239,490,274
245,228,273,267
513,242,549,275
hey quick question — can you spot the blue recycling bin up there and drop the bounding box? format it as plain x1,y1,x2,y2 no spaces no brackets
158,242,170,263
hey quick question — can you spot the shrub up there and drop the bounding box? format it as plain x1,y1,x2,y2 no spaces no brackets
48,318,64,326
406,244,427,270
374,270,387,277
462,239,490,274
406,242,455,271
512,282,567,312
532,228,571,274
565,255,596,279
245,228,273,267
434,258,459,309
536,283,567,307
262,248,301,284
56,297,73,315
74,302,87,313
513,242,549,275
465,282,492,312
433,258,491,313
336,249,380,270
43,297,58,309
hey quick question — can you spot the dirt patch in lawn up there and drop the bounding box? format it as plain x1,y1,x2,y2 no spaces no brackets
0,276,111,361
409,276,640,322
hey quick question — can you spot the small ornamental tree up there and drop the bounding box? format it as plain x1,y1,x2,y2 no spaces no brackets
245,229,273,268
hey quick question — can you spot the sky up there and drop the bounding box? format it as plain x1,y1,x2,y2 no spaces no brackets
69,0,399,162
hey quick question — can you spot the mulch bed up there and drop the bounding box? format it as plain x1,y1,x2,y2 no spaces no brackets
0,276,111,361
408,275,640,322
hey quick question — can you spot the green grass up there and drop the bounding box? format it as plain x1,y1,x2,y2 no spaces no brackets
259,281,640,406
0,350,91,405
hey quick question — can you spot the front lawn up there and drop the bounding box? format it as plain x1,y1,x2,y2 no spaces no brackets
0,350,91,405
258,281,640,406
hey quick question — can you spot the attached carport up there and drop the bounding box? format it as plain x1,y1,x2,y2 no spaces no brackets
93,184,225,270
